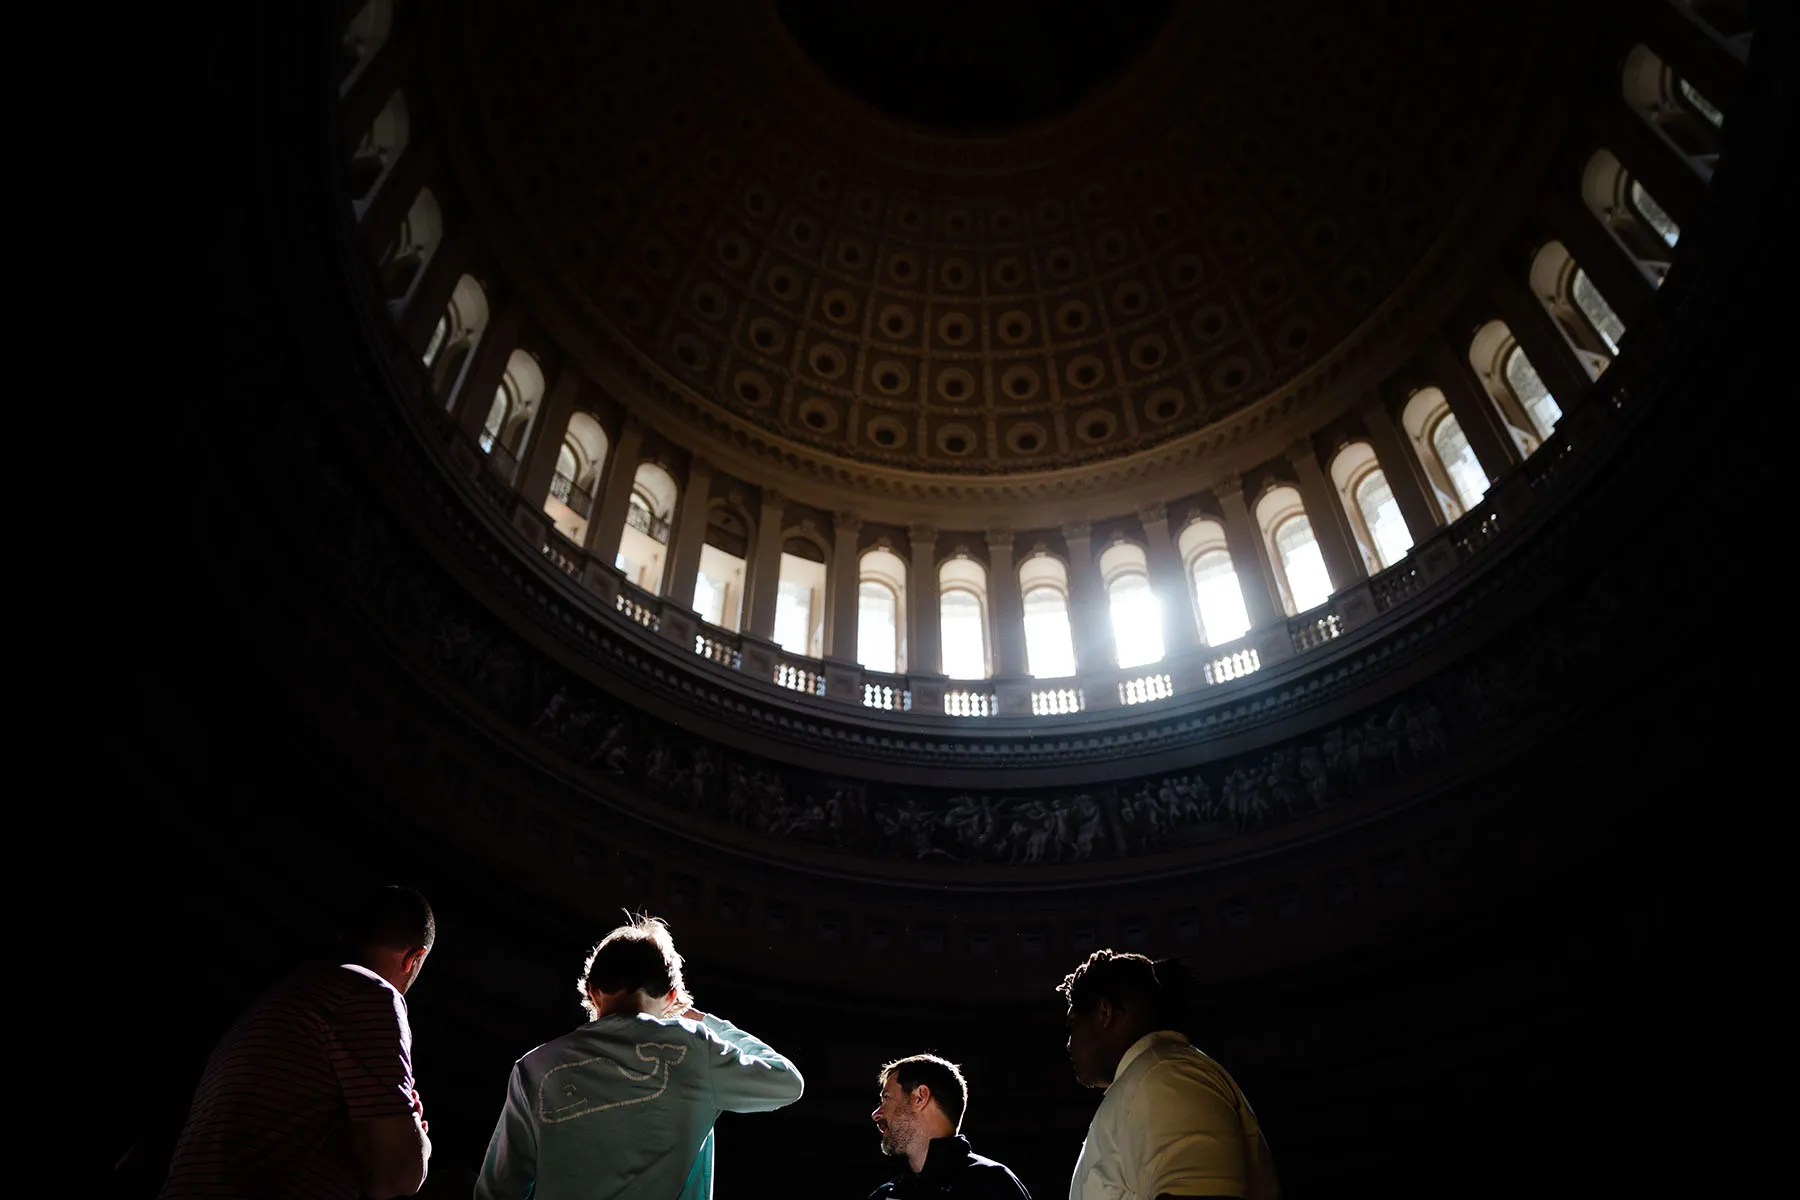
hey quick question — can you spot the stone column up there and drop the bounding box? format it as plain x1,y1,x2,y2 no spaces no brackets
340,37,417,148
451,301,524,437
1589,98,1708,230
584,415,643,562
357,139,439,255
1541,191,1655,331
662,459,713,608
826,514,863,661
1216,480,1282,628
1422,334,1522,483
907,526,941,675
397,225,475,356
1061,522,1115,672
1287,441,1365,590
516,368,581,508
743,489,787,641
1360,398,1442,543
1488,271,1596,414
985,530,1026,677
1138,503,1198,654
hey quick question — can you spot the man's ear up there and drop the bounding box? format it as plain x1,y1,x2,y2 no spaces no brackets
911,1083,933,1113
1096,998,1115,1029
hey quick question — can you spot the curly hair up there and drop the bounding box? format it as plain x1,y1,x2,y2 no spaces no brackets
1056,948,1166,1017
576,914,692,1020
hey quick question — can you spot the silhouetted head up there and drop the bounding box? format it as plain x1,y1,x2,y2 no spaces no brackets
341,886,435,995
1057,949,1172,1087
578,913,692,1019
872,1053,965,1161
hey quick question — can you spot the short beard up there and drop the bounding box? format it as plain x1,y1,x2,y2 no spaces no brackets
879,1118,911,1158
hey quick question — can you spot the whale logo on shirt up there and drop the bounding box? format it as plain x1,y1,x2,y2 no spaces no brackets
538,1043,690,1123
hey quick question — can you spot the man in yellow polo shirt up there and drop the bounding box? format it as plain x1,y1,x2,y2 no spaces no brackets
1059,950,1279,1200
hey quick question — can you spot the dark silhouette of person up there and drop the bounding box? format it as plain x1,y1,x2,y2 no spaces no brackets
1060,950,1278,1200
161,886,436,1199
868,1053,1031,1198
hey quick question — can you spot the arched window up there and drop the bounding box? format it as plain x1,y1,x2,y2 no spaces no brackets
773,539,828,659
1630,182,1681,249
1401,387,1489,519
543,412,608,544
1622,45,1723,173
483,351,546,476
1471,319,1555,449
1529,241,1625,373
1098,542,1163,670
1572,271,1626,354
616,462,679,595
1255,486,1332,615
349,91,408,208
479,390,508,453
1355,473,1412,569
695,505,751,632
1581,149,1680,286
937,557,991,680
1432,416,1487,514
379,189,442,305
1176,519,1250,646
1329,443,1413,573
428,275,490,400
857,548,908,674
1018,554,1076,678
340,0,394,88
552,445,577,499
1505,346,1562,441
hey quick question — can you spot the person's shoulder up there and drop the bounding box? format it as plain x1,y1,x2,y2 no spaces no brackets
964,1153,1030,1196
1141,1042,1241,1103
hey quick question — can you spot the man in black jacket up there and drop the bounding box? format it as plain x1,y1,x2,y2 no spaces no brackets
868,1054,1031,1198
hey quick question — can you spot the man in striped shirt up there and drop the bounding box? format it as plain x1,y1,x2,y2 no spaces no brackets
161,887,436,1199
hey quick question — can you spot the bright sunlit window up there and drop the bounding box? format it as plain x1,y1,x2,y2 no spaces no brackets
1505,346,1562,440
1190,549,1251,646
1572,270,1626,355
1629,180,1681,249
479,390,507,453
1275,517,1332,613
773,578,812,654
1354,471,1414,570
1107,572,1164,670
772,549,825,657
1022,585,1076,677
1431,415,1488,513
939,589,988,680
857,581,899,674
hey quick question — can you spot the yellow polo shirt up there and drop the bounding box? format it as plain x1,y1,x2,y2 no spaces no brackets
1068,1031,1279,1200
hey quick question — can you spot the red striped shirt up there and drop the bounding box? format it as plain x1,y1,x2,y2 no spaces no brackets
161,963,416,1199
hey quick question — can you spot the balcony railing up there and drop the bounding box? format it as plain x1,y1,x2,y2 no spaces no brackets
441,375,1608,725
695,629,742,670
943,688,997,717
1289,609,1344,654
549,473,595,518
862,673,912,712
626,502,672,545
775,659,826,696
541,531,583,579
1202,646,1261,685
1118,672,1174,706
616,579,660,631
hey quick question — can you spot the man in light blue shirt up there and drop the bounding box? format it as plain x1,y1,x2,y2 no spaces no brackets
476,915,804,1199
